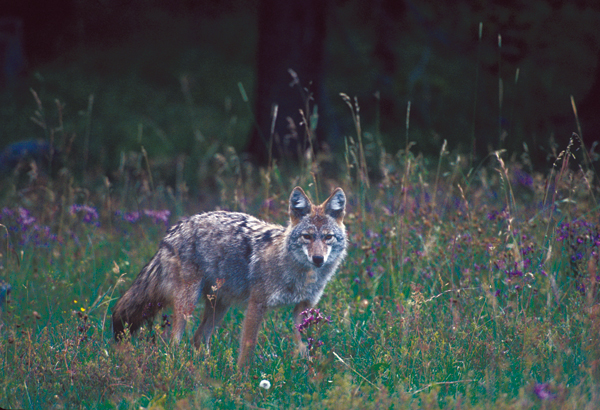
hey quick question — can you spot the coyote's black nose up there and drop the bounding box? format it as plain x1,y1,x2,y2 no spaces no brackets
312,255,324,267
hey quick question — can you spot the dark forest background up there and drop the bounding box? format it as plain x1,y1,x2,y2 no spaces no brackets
1,0,600,187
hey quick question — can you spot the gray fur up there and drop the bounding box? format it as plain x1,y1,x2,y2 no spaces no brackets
112,187,348,364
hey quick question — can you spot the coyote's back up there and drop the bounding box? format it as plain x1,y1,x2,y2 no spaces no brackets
112,186,347,367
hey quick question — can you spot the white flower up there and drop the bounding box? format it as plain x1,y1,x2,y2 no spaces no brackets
259,379,271,390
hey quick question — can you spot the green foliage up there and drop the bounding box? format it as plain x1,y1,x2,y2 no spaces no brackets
2,124,600,409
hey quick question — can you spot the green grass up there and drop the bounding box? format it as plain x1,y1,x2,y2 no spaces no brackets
1,121,599,409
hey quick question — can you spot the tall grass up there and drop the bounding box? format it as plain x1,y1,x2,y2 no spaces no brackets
1,88,600,410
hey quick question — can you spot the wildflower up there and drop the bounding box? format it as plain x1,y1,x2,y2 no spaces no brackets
1,208,14,218
487,209,506,221
70,204,99,226
123,211,140,223
297,308,331,334
161,314,171,329
513,169,533,187
296,308,331,352
365,229,380,239
259,379,271,390
144,209,171,225
507,270,523,278
533,383,555,400
16,207,36,229
307,337,324,349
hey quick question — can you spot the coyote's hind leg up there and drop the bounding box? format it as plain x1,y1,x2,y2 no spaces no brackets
193,296,230,348
168,261,202,343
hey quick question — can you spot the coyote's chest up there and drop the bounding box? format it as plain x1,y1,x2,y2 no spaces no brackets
264,266,330,307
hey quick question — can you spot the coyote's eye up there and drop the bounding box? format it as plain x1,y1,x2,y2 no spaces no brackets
324,234,334,241
302,234,312,240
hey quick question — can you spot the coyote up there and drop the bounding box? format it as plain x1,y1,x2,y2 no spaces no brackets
112,186,347,366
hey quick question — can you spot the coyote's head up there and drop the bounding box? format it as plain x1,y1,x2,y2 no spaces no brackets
288,187,347,268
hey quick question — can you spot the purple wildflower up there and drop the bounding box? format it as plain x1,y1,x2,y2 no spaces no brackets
296,308,331,352
30,224,59,247
507,270,523,278
487,209,508,221
17,208,36,228
365,229,374,238
123,211,141,223
513,169,533,187
297,308,331,334
71,204,100,226
144,209,171,225
1,208,14,218
533,383,556,401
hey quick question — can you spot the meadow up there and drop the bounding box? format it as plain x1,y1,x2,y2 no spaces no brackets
1,86,599,409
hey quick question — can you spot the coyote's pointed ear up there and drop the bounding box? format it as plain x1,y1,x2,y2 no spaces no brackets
323,188,346,223
289,187,312,224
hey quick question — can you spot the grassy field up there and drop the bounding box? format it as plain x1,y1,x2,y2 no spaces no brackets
2,3,600,408
1,105,599,409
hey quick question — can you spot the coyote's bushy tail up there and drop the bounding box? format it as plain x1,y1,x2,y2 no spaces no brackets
112,255,167,340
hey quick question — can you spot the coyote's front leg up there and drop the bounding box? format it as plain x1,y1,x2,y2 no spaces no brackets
237,296,267,367
293,301,312,357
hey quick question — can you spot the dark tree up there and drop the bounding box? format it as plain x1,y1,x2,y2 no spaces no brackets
0,17,26,90
247,0,327,165
577,49,600,150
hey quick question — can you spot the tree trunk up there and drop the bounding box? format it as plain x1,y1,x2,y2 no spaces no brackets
247,0,327,165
